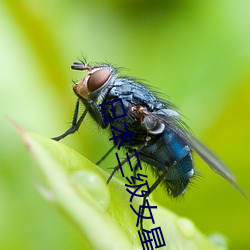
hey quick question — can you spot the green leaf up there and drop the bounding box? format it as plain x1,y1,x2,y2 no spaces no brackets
19,128,227,250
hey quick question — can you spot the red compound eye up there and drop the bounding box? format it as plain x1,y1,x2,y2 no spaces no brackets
87,68,111,92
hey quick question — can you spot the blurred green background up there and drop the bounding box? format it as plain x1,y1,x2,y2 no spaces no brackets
1,0,250,249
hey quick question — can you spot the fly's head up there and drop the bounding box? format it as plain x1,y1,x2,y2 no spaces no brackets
72,61,116,102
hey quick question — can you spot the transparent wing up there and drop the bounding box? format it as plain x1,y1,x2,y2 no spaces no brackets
149,111,247,198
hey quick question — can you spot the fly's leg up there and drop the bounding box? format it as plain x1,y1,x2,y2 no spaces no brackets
133,163,140,177
52,99,89,141
129,162,143,186
106,150,136,184
52,99,108,141
139,170,168,231
96,145,116,165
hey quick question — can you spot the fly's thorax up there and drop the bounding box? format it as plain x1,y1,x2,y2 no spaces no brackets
73,64,117,103
141,116,165,134
140,109,181,135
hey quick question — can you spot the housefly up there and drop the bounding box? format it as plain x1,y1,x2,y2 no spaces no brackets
52,60,246,200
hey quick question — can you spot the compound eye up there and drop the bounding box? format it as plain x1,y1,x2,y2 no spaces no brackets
87,68,111,92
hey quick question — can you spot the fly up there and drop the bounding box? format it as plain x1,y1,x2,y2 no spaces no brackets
52,60,247,204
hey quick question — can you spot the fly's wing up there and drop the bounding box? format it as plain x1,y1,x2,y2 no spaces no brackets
150,110,247,198
181,131,248,198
